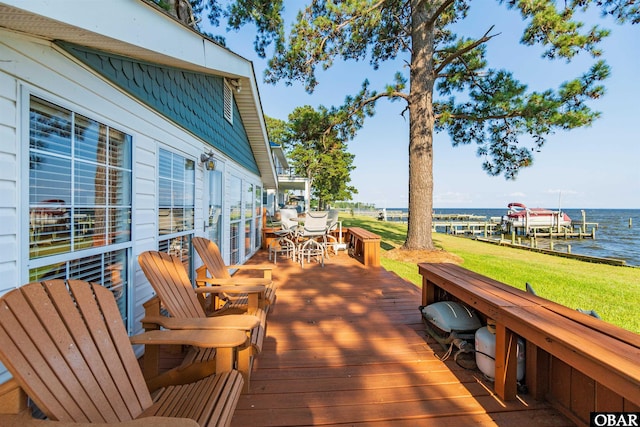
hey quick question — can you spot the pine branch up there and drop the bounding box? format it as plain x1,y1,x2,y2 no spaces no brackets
434,26,499,76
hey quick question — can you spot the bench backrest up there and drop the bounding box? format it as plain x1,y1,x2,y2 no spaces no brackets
0,280,152,423
139,251,207,319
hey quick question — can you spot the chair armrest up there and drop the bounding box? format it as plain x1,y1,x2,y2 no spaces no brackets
228,264,272,271
140,315,260,331
227,264,273,280
0,413,199,427
130,329,247,348
194,285,266,297
201,277,271,286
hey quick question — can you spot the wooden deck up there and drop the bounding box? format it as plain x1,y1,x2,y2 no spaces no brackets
159,249,575,426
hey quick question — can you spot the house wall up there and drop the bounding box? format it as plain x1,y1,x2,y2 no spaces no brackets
0,29,264,382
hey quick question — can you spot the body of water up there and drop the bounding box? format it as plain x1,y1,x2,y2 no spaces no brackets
385,208,640,266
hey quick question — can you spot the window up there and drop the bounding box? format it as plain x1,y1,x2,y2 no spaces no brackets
229,176,242,264
28,96,132,323
255,186,262,250
223,79,233,124
244,183,254,257
206,169,223,250
158,148,195,272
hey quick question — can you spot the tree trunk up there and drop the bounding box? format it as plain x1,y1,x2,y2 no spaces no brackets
403,1,435,250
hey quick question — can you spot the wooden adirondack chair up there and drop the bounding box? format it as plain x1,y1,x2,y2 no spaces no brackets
0,280,246,427
138,251,267,391
192,237,277,312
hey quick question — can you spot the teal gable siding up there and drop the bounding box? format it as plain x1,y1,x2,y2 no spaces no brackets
58,42,260,175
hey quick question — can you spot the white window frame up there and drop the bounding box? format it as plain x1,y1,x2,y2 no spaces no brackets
23,91,134,330
157,147,196,276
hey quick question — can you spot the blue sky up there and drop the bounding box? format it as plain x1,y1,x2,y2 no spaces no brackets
218,3,639,209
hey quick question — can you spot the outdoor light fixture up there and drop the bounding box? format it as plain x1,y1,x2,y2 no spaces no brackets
200,151,216,171
229,78,242,93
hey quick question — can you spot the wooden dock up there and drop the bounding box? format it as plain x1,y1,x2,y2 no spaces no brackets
355,209,601,240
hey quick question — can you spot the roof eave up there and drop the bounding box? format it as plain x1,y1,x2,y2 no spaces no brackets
0,0,277,188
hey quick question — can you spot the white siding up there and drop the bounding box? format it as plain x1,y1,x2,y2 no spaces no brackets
0,66,18,384
0,69,18,296
0,29,263,370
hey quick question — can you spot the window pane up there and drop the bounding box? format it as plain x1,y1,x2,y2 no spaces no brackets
183,207,194,231
230,222,240,264
207,170,223,248
229,176,242,264
110,168,131,206
29,262,66,282
30,154,72,204
229,177,241,222
73,207,98,249
29,249,129,325
75,114,106,162
109,207,131,244
109,129,132,169
159,150,172,179
172,180,183,206
29,97,72,156
29,203,71,259
159,177,171,207
172,154,184,181
245,183,253,219
255,187,262,218
74,161,103,205
245,219,252,257
159,235,192,279
255,186,262,250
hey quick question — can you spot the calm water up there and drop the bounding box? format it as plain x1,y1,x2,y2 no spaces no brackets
391,208,640,266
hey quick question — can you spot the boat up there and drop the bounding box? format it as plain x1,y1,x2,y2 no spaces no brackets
503,203,571,231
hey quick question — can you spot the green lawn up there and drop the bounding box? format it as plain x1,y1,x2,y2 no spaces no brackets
340,214,640,334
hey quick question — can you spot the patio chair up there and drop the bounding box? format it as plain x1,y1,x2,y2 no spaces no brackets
0,279,247,426
193,237,277,311
324,209,340,256
297,211,329,268
138,251,266,391
267,208,298,263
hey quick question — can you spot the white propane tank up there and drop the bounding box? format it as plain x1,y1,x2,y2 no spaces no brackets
475,325,525,381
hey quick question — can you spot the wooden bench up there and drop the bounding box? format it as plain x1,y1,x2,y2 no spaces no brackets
419,263,640,425
346,227,381,267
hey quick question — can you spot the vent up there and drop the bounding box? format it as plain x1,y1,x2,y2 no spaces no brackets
223,79,233,124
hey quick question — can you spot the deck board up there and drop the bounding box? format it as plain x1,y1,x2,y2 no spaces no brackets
230,250,576,426
156,249,575,426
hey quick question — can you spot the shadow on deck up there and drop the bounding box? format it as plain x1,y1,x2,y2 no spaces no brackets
160,249,574,426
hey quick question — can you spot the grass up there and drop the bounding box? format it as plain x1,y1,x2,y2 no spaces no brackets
340,214,640,334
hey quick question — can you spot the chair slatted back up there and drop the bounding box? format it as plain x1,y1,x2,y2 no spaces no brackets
0,280,152,423
193,237,232,280
138,251,207,319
